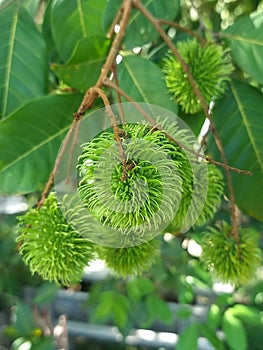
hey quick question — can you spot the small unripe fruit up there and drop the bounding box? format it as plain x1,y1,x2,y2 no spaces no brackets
163,38,233,114
17,192,94,286
201,222,261,285
164,163,224,233
97,239,159,277
77,121,193,241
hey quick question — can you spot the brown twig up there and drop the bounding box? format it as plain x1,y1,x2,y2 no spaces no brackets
37,0,132,206
91,87,127,175
75,0,133,117
158,19,206,46
131,0,240,240
103,78,251,176
37,118,79,208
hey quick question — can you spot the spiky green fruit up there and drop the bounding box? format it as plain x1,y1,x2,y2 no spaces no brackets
165,163,224,233
17,192,94,286
77,121,192,240
97,239,159,277
201,222,261,285
163,38,233,114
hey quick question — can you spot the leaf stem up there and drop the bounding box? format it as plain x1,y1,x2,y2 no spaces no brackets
103,78,251,176
75,0,133,117
158,19,206,46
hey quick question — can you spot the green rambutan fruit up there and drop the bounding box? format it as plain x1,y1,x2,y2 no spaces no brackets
17,192,94,286
201,222,261,285
164,163,224,233
163,38,233,114
77,121,193,240
97,239,159,277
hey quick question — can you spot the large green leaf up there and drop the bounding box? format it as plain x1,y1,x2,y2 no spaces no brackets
51,0,107,61
52,36,110,90
177,324,198,350
0,0,48,118
222,310,248,350
0,93,82,194
22,0,42,19
208,80,263,221
103,0,180,49
118,55,178,112
222,12,263,84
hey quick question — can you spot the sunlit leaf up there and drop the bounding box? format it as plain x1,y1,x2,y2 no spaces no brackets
0,93,83,193
208,80,263,221
222,310,248,350
222,12,263,84
52,36,110,90
0,0,47,118
51,0,107,61
118,55,178,112
103,0,180,49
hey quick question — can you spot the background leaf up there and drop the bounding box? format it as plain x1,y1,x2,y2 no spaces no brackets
0,0,48,118
52,36,110,90
126,277,155,302
177,324,198,350
222,12,263,84
0,93,82,194
34,282,59,306
145,295,172,326
103,0,180,49
51,0,107,61
118,55,177,112
222,310,248,350
208,80,263,221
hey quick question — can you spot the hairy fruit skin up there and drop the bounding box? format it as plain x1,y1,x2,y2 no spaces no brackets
17,192,94,286
163,39,233,114
165,163,224,233
97,239,159,277
77,121,193,240
201,222,261,285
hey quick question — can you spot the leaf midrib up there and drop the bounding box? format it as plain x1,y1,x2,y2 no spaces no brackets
0,122,71,174
124,58,150,103
222,33,263,46
1,2,19,118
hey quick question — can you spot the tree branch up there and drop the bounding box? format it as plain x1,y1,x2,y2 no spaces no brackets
75,0,133,117
103,78,251,176
131,0,240,239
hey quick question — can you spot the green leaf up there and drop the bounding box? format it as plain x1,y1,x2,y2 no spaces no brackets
207,304,221,331
177,324,198,350
0,93,83,193
230,305,262,325
52,36,110,90
95,291,131,329
103,0,180,49
222,310,248,350
175,306,192,320
51,0,107,61
222,12,263,84
126,277,155,302
13,302,36,336
146,295,172,326
198,323,224,350
22,0,42,19
208,80,263,221
34,282,59,306
118,55,178,112
0,1,48,118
